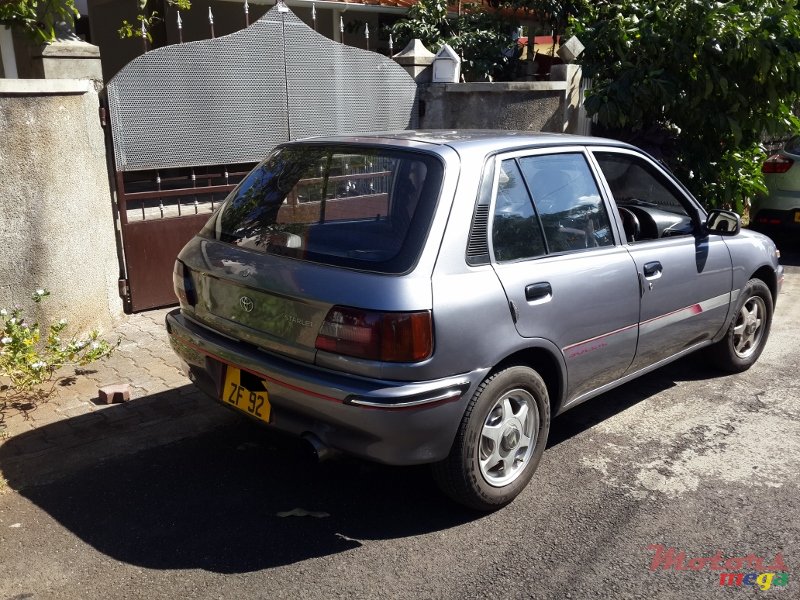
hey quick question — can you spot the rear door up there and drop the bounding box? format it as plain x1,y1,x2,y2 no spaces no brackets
589,148,733,372
488,148,640,401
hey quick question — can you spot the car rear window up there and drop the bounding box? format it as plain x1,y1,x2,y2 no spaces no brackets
209,144,444,273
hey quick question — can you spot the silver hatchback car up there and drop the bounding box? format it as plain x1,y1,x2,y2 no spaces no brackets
166,131,784,510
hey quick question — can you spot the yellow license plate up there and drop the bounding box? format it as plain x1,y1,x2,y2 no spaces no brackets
221,366,271,424
794,212,800,223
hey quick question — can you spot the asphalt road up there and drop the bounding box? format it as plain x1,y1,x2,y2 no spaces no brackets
1,242,799,600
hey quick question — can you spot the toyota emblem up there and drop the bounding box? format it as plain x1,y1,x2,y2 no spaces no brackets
239,296,254,313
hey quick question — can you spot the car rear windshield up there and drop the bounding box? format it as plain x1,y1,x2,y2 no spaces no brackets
209,144,444,273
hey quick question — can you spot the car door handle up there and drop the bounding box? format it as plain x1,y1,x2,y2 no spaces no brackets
643,261,663,279
525,282,552,302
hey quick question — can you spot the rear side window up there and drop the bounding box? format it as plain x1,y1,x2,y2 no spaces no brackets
518,153,613,252
212,145,443,273
490,153,613,261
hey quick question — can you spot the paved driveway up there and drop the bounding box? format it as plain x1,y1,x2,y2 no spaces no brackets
1,246,798,600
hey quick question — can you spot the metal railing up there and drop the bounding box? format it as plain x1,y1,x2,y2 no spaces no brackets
115,164,256,224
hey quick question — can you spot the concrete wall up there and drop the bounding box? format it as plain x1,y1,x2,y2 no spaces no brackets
0,79,123,334
419,81,569,133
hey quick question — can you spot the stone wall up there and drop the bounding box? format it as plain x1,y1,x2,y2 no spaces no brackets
0,79,123,334
419,81,569,132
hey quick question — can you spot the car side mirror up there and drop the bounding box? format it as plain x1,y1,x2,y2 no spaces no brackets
705,209,741,236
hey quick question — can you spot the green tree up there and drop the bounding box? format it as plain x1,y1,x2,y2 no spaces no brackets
506,0,586,36
0,0,78,42
391,0,517,81
572,0,800,212
118,0,191,44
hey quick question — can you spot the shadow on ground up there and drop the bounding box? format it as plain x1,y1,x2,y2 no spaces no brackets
0,356,727,573
547,353,727,446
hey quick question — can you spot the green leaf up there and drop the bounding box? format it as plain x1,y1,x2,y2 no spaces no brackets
574,0,800,210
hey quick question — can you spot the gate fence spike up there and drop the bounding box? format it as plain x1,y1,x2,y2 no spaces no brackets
244,0,249,27
176,11,183,43
209,7,215,39
312,3,317,32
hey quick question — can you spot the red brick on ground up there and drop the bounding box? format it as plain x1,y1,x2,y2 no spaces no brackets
97,384,131,405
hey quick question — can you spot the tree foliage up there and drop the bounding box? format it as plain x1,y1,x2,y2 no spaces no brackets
118,0,191,43
0,0,78,42
572,0,800,211
505,0,586,34
391,0,517,81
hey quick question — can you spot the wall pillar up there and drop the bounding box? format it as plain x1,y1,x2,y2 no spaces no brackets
30,40,103,82
0,26,18,78
393,39,435,84
0,79,124,332
550,63,582,134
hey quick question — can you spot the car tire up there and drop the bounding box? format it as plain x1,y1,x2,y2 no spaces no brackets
708,278,773,373
431,366,550,511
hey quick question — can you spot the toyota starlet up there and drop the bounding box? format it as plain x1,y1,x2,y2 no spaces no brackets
166,131,783,510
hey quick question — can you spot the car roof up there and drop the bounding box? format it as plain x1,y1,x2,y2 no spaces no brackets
295,130,635,156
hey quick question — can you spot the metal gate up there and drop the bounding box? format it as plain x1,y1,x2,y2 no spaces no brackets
106,5,419,312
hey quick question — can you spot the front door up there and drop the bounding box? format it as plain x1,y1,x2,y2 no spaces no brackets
590,149,733,372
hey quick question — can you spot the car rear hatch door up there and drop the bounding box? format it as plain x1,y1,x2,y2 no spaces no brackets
178,141,448,364
187,241,352,364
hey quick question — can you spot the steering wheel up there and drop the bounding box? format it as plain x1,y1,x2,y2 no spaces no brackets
617,206,640,243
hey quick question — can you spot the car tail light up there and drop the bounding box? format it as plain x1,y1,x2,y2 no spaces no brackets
315,306,433,362
173,260,196,307
762,154,793,174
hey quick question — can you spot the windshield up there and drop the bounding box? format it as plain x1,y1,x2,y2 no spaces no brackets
208,145,444,273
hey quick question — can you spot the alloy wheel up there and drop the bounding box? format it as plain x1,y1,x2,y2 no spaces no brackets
733,295,767,359
479,389,538,487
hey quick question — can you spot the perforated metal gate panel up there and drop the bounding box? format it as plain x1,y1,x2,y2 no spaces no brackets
283,13,418,140
107,6,419,172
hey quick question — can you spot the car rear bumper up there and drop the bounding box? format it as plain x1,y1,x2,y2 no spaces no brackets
165,309,484,465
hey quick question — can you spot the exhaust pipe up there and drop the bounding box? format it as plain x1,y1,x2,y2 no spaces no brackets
301,433,337,462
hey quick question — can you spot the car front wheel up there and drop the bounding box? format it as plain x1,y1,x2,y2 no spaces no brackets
709,278,774,373
431,366,550,511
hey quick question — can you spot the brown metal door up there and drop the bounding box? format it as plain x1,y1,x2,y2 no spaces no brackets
114,166,252,312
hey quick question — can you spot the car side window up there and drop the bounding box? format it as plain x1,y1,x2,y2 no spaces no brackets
517,153,614,252
492,160,546,262
593,152,696,243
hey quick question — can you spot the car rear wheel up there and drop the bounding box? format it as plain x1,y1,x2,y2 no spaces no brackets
708,278,773,373
431,366,550,511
